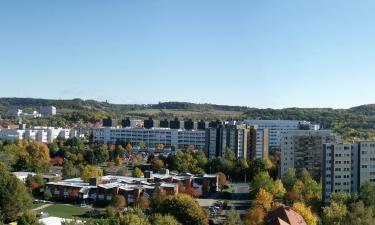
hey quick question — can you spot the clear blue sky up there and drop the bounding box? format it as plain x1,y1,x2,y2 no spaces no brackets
1,0,374,108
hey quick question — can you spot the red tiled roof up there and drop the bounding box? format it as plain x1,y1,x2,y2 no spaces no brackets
266,206,307,225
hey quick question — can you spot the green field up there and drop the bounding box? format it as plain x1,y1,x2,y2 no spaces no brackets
36,204,89,219
32,202,45,209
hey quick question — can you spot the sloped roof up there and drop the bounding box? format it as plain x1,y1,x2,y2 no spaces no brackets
266,206,307,225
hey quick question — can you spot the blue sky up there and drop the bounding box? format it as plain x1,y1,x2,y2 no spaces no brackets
0,0,375,108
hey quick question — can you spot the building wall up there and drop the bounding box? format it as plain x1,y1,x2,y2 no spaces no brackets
280,130,337,179
322,143,352,202
93,127,205,149
244,120,319,148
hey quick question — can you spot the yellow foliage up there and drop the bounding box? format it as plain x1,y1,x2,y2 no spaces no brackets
292,202,318,225
255,188,273,211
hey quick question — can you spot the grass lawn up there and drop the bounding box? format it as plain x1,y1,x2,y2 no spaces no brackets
32,202,45,209
36,203,89,219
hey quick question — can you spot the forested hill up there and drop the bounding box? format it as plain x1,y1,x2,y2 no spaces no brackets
1,97,375,141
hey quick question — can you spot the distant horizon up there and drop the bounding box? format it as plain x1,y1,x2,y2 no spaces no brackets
0,96,371,110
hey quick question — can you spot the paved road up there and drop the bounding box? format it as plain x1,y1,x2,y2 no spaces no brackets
227,183,251,214
32,204,52,212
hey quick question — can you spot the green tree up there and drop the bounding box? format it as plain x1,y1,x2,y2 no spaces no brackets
95,147,109,163
150,188,167,212
359,180,375,207
159,194,208,225
272,179,286,198
81,165,103,182
26,141,51,171
152,159,165,171
223,207,243,225
150,214,182,225
225,149,236,161
120,212,150,225
110,195,126,209
282,168,297,191
132,167,144,177
346,201,375,225
250,171,274,197
17,211,42,225
62,160,81,179
322,201,348,225
0,163,32,222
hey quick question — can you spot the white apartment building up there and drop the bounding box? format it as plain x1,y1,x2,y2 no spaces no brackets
243,120,320,148
40,106,57,116
280,130,337,179
0,127,81,143
93,127,206,149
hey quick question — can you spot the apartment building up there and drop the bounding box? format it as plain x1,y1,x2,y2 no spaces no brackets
93,127,205,149
322,143,352,202
205,124,269,160
243,120,320,148
46,172,218,205
0,126,82,143
322,141,375,202
40,106,56,116
280,130,338,179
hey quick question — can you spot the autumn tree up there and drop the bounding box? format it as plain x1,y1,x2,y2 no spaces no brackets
322,201,348,225
250,172,274,197
158,194,208,225
346,201,375,225
120,212,150,225
217,172,227,191
255,188,273,211
272,179,286,198
132,167,144,177
152,159,165,171
244,207,266,225
110,195,126,209
17,211,42,225
150,214,182,225
81,165,103,182
223,207,243,225
114,156,123,166
26,141,50,171
292,202,318,225
150,188,167,211
125,143,133,156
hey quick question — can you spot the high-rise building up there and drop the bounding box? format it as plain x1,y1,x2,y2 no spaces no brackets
197,120,208,130
322,143,352,202
322,141,375,202
205,124,269,160
159,119,169,128
144,117,159,129
122,118,131,128
243,120,320,148
184,119,194,130
170,118,181,129
248,127,269,159
102,117,118,127
280,130,338,179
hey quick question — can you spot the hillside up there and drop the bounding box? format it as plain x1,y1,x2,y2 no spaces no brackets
0,98,375,141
